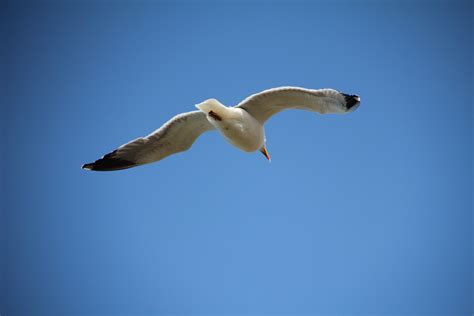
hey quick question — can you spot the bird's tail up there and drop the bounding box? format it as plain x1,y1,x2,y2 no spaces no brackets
195,98,229,119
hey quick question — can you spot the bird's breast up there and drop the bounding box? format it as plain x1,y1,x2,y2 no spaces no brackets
215,109,264,152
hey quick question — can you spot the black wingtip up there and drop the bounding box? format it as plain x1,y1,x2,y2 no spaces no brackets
341,93,361,111
82,151,138,172
82,163,94,170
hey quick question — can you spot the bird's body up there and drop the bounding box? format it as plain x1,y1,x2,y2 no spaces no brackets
196,99,264,152
82,86,360,171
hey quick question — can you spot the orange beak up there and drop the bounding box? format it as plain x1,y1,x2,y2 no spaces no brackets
259,146,271,161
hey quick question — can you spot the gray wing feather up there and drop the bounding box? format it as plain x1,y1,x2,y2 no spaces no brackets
82,110,214,171
236,86,350,124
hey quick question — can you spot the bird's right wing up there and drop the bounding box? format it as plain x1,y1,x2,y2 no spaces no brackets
236,86,360,124
82,110,214,171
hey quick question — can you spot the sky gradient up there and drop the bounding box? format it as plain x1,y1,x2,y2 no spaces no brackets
1,1,472,315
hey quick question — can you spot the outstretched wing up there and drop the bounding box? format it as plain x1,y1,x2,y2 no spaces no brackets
236,86,360,124
82,110,214,171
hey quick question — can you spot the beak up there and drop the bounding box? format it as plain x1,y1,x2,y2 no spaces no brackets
259,146,271,162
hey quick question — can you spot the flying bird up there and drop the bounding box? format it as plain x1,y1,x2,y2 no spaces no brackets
82,86,360,171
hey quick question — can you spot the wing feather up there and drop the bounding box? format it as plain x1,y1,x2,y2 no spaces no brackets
82,110,214,171
236,86,359,124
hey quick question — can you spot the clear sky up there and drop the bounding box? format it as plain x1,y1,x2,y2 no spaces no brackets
1,1,472,315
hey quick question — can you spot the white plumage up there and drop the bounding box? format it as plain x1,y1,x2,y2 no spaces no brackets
82,86,360,171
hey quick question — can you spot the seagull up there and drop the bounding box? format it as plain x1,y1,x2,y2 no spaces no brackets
82,86,360,171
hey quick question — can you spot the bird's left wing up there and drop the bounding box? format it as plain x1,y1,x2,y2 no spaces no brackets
82,110,214,171
236,86,360,124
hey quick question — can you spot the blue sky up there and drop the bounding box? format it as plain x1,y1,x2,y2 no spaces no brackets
1,1,472,315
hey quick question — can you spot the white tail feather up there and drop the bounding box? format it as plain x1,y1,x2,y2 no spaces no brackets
195,99,228,116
